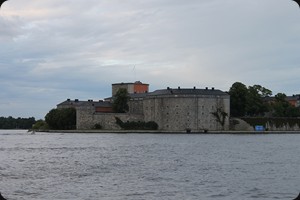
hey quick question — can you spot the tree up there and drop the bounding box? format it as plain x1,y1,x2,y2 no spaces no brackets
211,107,228,129
229,82,248,117
112,88,130,113
251,85,272,98
45,107,76,130
45,109,59,129
0,116,36,129
271,93,300,117
115,117,158,130
245,85,271,116
229,82,273,117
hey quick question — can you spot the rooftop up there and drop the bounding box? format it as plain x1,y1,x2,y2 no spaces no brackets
112,81,149,86
57,99,112,107
147,87,229,97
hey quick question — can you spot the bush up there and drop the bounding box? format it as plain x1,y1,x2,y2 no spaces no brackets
93,123,102,130
45,108,76,130
32,120,49,130
115,117,158,130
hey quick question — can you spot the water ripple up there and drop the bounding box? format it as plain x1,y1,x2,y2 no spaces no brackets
0,130,300,199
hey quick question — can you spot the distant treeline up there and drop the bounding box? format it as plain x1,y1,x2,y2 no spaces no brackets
0,116,36,129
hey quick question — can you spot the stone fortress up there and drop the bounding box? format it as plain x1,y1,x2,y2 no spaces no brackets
57,81,230,132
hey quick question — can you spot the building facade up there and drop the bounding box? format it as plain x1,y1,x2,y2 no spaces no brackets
112,81,149,96
143,87,230,131
57,82,230,132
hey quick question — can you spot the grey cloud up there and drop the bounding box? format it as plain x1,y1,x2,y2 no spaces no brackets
0,0,299,118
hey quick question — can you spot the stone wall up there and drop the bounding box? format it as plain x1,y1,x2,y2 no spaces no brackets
112,83,134,96
128,99,144,115
143,95,230,131
76,106,144,130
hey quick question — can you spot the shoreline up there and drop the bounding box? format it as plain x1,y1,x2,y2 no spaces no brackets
35,129,300,134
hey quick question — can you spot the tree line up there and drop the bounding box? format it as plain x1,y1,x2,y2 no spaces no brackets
0,116,36,129
229,82,300,117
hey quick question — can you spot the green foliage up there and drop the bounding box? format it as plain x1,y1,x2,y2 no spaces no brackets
271,93,300,117
0,116,36,129
229,82,272,117
250,85,272,98
246,85,270,116
115,117,158,130
229,82,248,117
112,88,130,113
45,107,76,130
32,120,49,130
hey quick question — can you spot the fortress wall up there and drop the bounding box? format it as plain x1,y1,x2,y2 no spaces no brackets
144,95,230,131
77,106,143,130
128,99,144,115
76,106,95,130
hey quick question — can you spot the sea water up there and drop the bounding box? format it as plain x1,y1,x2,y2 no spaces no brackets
0,130,299,200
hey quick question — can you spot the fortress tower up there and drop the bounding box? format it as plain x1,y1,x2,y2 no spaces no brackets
112,81,149,96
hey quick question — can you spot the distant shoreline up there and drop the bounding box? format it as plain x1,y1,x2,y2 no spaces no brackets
34,130,300,134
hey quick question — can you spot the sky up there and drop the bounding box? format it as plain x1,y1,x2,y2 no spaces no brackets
0,0,300,119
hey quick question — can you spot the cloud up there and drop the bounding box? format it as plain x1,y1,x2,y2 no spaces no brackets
0,0,300,118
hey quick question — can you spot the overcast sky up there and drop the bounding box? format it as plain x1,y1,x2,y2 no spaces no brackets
0,0,300,119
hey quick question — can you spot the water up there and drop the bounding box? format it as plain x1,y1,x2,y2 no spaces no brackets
0,130,299,200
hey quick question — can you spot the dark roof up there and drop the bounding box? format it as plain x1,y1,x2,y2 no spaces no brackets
264,95,300,102
57,99,112,107
286,95,300,101
104,88,228,100
147,88,229,97
129,93,149,99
